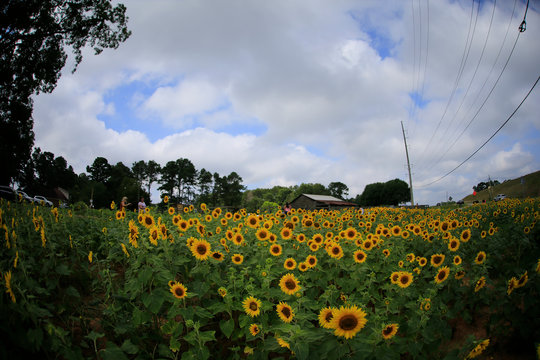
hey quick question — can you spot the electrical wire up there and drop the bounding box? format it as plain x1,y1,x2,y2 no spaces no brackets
418,75,540,188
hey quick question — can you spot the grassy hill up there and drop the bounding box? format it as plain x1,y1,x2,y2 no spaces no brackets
462,169,540,203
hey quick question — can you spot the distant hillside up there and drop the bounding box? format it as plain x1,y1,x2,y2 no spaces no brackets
462,170,540,203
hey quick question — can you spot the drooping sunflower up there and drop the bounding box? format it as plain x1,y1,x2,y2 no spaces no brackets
430,254,445,267
455,270,465,280
169,281,187,299
149,226,160,246
353,250,367,264
318,307,336,329
466,339,490,359
329,305,368,339
381,323,399,340
474,251,486,265
474,276,486,292
276,302,294,323
249,323,260,336
231,253,244,265
243,296,261,317
516,271,528,288
218,287,227,297
397,272,414,288
306,254,318,268
269,244,283,256
275,335,291,350
190,239,212,260
435,266,450,284
279,273,301,295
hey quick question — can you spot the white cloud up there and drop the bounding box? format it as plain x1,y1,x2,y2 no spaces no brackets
30,0,540,206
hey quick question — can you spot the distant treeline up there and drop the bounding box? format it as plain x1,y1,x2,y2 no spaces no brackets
13,147,410,211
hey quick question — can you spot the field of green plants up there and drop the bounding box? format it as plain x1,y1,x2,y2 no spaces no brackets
0,197,538,359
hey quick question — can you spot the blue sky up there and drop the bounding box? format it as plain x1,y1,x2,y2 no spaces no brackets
32,0,540,205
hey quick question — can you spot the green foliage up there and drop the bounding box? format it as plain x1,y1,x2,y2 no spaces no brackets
357,178,410,206
0,197,538,359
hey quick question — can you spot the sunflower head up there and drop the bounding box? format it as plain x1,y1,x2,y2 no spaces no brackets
354,250,367,264
329,305,368,339
276,301,294,323
435,266,450,284
249,323,260,336
382,323,399,340
279,273,301,295
243,296,261,317
169,281,187,299
318,307,336,329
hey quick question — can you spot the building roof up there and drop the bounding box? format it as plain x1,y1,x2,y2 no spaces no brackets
293,194,357,207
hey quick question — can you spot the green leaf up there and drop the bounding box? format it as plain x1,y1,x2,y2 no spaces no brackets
65,286,80,298
198,330,216,344
55,263,71,275
292,341,309,360
219,318,235,338
120,339,138,355
170,336,181,353
101,342,129,360
86,330,105,342
138,267,153,285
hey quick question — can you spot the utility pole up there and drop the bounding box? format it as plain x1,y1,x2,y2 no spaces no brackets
401,121,414,206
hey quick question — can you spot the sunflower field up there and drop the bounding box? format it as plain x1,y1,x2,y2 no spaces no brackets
0,197,539,359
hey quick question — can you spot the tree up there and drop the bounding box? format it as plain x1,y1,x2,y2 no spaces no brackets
473,180,500,192
220,172,245,208
86,157,112,184
145,160,161,200
328,181,349,200
0,0,131,185
357,179,410,206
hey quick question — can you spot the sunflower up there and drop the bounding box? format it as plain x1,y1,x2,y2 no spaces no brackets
391,225,402,237
397,272,413,288
306,255,318,268
329,305,368,339
328,243,344,259
460,229,471,242
296,233,306,243
256,228,270,241
269,244,282,256
474,276,486,292
190,239,212,260
430,254,445,267
275,335,291,350
276,302,294,323
453,255,462,265
318,307,336,329
406,253,415,262
283,258,297,270
383,249,391,257
309,242,320,252
279,273,301,295
361,239,374,251
353,250,367,264
218,287,227,297
149,226,160,246
381,323,399,340
231,253,244,265
249,323,260,336
435,266,450,284
298,262,309,272
474,251,486,265
417,257,427,267
466,339,490,359
455,270,465,280
448,238,460,252
163,195,169,203
169,281,187,299
243,296,261,317
280,227,293,240
246,214,260,229
143,214,155,228
401,230,410,239
211,251,224,261
516,271,528,288
390,272,400,284
344,227,357,240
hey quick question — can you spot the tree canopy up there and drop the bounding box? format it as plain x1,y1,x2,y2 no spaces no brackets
0,0,131,185
356,178,410,206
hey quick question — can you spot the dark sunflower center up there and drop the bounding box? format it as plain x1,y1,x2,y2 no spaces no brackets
332,247,340,255
325,312,333,322
434,256,442,264
286,261,293,267
438,271,446,280
281,307,291,318
175,288,184,297
196,245,207,255
477,254,484,262
285,279,296,290
212,253,221,259
249,302,258,311
392,275,399,282
145,218,152,225
383,326,393,336
272,247,279,254
357,254,365,260
308,258,315,265
400,276,409,284
339,315,358,331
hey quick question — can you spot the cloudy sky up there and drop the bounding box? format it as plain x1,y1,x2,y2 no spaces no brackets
32,0,540,205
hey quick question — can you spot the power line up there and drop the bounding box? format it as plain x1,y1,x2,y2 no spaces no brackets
419,75,540,188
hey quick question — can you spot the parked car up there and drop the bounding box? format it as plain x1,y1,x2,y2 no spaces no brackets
34,195,53,207
494,194,506,202
0,185,16,201
17,190,34,203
